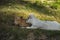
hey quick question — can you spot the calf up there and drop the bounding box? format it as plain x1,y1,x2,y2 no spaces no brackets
26,14,60,30
14,16,32,27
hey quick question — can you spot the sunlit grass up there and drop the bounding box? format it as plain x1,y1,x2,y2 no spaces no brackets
0,3,60,22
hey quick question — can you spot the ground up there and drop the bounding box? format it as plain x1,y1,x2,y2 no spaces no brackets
0,0,60,40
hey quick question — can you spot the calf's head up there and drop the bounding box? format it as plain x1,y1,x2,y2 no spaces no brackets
14,16,32,27
26,14,35,24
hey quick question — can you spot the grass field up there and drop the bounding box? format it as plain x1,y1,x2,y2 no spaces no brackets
0,0,60,40
0,0,60,22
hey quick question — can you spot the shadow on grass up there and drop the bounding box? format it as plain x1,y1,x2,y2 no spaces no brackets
0,11,60,40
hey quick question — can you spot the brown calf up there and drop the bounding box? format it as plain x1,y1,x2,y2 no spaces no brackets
14,16,32,27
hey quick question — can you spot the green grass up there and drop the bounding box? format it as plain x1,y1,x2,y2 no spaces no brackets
0,0,60,22
0,0,60,40
0,5,60,22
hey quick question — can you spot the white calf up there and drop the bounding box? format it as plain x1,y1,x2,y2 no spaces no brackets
26,14,60,30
